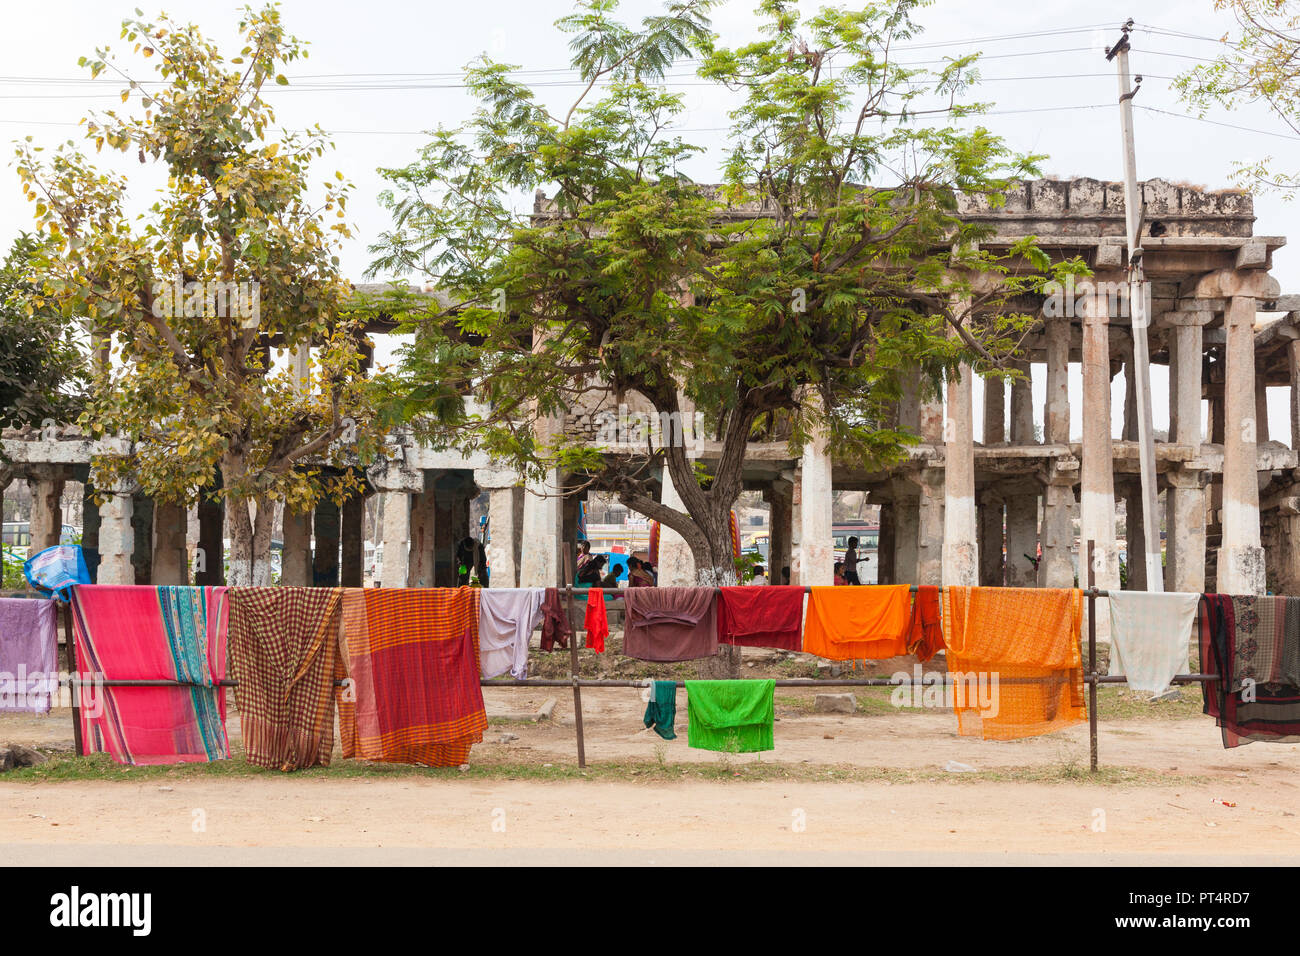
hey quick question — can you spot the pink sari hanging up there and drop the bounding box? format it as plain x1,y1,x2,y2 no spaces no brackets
71,585,230,765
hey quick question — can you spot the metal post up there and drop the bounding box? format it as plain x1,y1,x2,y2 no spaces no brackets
1087,539,1099,772
560,556,586,768
1106,20,1163,592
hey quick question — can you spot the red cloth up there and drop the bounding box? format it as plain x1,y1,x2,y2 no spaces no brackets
584,589,608,653
539,587,572,651
717,585,805,651
906,585,945,662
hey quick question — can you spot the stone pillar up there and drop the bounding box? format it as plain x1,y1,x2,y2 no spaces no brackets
150,500,189,586
768,480,793,584
894,492,920,586
797,416,834,587
1255,374,1271,445
1010,360,1034,445
96,488,135,585
28,477,64,551
875,502,895,585
340,493,365,588
280,507,312,586
942,363,978,585
195,488,224,586
978,494,1004,586
1080,288,1119,631
1166,469,1207,593
1040,468,1078,588
1044,316,1071,444
407,488,437,588
519,472,561,588
484,486,523,588
1007,360,1040,587
80,483,101,582
656,468,698,587
917,469,945,586
131,494,154,585
312,498,341,587
1219,294,1265,594
983,376,1005,445
378,491,411,588
1289,338,1300,451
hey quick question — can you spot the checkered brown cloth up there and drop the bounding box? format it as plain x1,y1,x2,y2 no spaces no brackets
229,587,344,771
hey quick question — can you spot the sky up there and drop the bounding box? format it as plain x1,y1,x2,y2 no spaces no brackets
2,0,1297,442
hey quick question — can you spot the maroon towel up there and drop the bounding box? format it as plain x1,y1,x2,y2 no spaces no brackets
539,587,572,651
716,586,804,651
623,587,719,662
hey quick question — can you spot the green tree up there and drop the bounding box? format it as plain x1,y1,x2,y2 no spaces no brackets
367,0,1063,590
1176,0,1300,196
14,4,379,584
0,233,88,433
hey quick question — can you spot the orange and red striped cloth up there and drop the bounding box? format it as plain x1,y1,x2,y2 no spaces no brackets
337,587,487,767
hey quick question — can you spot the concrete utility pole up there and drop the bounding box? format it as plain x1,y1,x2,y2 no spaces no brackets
1106,19,1163,592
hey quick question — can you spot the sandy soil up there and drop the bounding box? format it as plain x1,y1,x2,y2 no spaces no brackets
2,683,1298,863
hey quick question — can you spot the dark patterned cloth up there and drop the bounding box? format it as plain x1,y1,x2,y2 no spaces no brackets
539,587,572,651
229,587,343,771
1201,594,1300,749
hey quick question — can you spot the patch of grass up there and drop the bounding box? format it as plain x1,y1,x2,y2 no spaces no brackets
5,750,1202,787
1093,685,1206,721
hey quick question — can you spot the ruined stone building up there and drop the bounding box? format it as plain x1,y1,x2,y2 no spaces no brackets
7,178,1298,602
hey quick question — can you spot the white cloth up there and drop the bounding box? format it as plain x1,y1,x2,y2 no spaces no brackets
478,587,546,680
1107,590,1200,695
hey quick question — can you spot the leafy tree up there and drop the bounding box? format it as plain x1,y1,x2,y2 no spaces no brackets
1176,0,1300,196
366,0,1063,592
14,4,378,584
0,234,88,434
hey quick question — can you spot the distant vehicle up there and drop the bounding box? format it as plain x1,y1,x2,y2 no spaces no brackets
1,522,79,557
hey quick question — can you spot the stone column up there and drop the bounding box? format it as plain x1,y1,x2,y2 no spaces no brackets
876,501,895,585
484,486,523,588
1219,293,1266,594
519,472,561,587
280,506,312,586
1289,338,1300,451
983,376,1005,445
195,488,224,586
917,468,945,586
80,483,101,582
131,494,154,585
407,488,437,588
28,477,64,552
797,414,834,587
1166,468,1207,593
978,493,1004,586
1006,361,1040,587
768,480,793,584
1044,316,1071,445
893,491,920,586
150,500,189,586
942,362,978,585
1040,466,1079,588
96,487,135,585
655,468,698,587
340,493,365,588
312,498,341,587
378,491,411,588
1080,287,1119,603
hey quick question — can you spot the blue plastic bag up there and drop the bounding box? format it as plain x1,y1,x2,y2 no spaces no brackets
23,544,91,600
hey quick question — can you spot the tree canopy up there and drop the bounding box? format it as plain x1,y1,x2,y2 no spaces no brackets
14,3,379,583
366,0,1065,583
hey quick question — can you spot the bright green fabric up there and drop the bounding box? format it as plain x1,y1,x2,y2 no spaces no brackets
684,679,775,753
643,680,678,740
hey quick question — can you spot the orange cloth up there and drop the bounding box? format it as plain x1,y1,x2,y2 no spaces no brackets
942,586,1085,740
802,585,911,660
906,585,945,663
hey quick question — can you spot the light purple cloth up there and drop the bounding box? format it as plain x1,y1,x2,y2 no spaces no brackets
479,588,546,680
0,597,58,713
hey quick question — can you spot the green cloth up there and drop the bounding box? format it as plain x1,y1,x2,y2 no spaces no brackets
685,679,775,753
643,680,677,740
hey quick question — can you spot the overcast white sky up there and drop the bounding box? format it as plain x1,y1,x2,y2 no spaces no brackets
3,0,1297,442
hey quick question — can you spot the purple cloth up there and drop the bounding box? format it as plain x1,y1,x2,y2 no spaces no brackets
0,597,58,713
623,587,719,662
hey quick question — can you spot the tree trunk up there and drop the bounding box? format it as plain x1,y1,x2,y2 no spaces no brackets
691,506,742,679
222,460,275,586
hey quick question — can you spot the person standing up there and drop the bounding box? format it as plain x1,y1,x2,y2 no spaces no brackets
843,536,861,585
